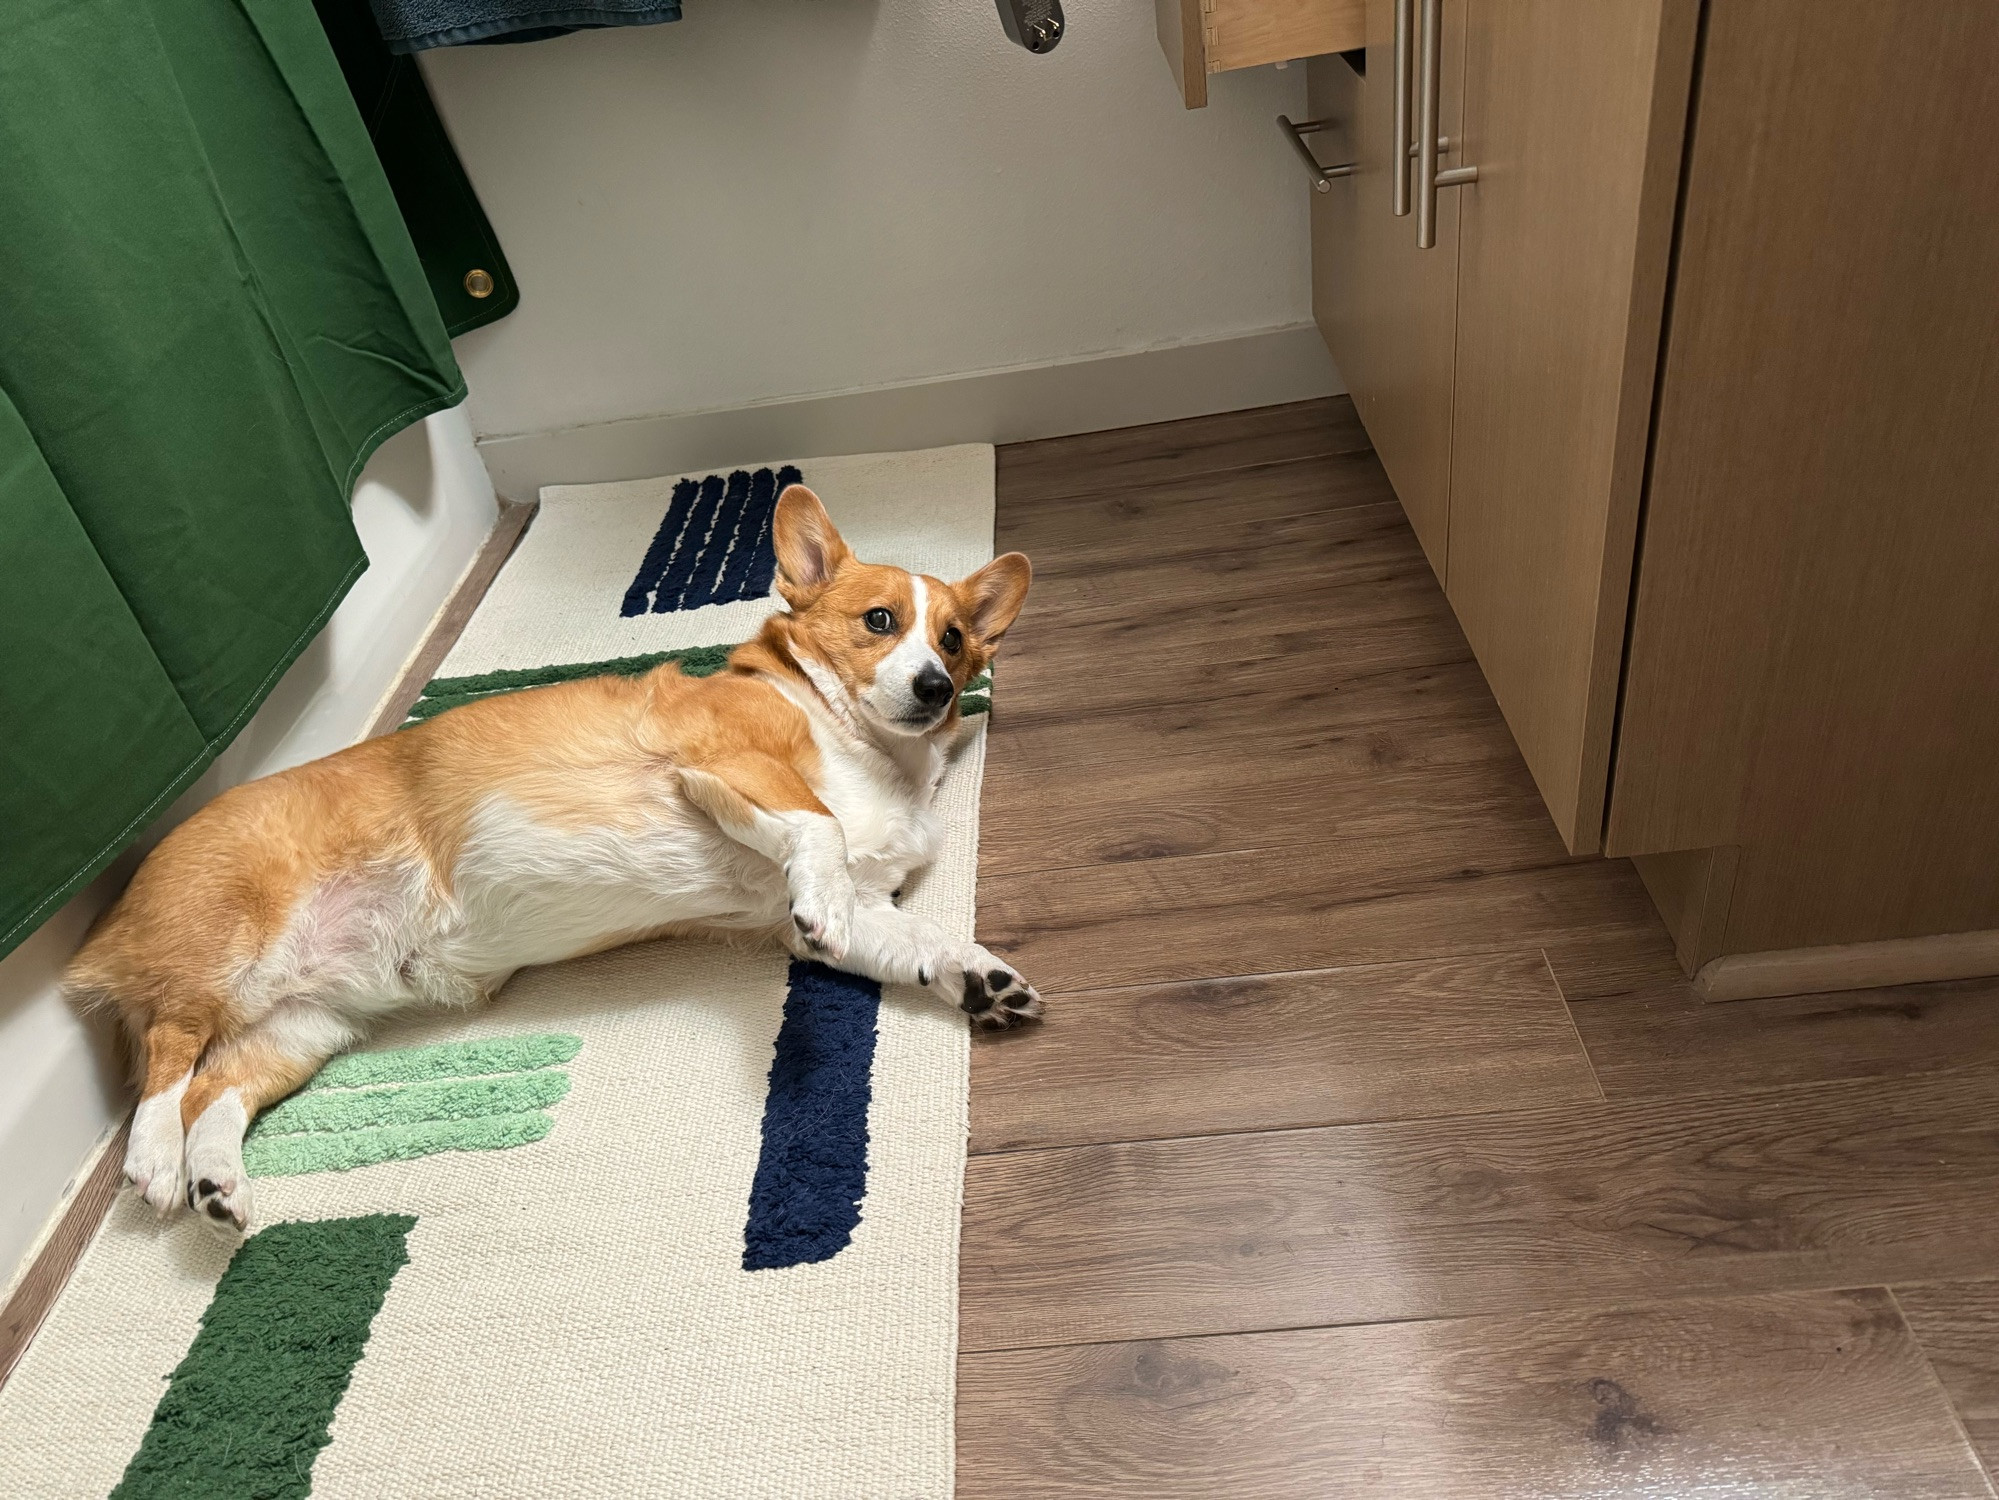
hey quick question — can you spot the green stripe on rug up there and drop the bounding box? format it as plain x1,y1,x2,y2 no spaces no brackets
110,1214,414,1500
306,1032,581,1090
244,1111,558,1179
257,1068,571,1136
404,643,733,723
960,670,992,718
244,1033,583,1179
407,651,995,723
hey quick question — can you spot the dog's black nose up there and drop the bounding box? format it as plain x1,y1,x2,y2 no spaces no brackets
912,665,954,709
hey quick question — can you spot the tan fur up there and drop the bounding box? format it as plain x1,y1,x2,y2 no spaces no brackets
67,482,1037,1228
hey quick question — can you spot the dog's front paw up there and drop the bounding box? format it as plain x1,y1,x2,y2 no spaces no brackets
927,946,1043,1029
790,874,855,963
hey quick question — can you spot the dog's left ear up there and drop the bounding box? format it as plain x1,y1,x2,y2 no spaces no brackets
771,485,853,605
958,553,1033,644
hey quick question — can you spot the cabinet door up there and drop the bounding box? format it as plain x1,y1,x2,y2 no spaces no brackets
1307,0,1464,578
1606,0,1999,951
1441,0,1696,853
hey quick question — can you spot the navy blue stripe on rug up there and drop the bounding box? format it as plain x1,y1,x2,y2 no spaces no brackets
653,473,724,612
681,468,751,608
719,463,798,604
622,464,804,615
711,466,777,604
742,960,880,1271
620,477,699,617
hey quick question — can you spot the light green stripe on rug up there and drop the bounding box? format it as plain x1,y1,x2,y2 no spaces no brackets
244,1032,583,1178
306,1032,582,1089
244,1113,557,1178
258,1068,571,1136
406,647,993,724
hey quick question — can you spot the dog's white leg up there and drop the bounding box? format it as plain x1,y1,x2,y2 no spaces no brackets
182,1002,359,1234
680,763,855,961
811,900,1042,1029
124,1015,216,1217
183,1088,252,1233
126,1068,192,1216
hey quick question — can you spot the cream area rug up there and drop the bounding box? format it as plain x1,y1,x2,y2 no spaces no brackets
0,446,994,1498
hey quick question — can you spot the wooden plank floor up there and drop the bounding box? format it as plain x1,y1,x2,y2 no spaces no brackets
961,397,1999,1497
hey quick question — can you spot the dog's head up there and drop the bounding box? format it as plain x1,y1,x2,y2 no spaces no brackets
768,484,1031,737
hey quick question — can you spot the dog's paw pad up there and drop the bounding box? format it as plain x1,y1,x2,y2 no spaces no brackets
187,1174,251,1234
960,964,1044,1029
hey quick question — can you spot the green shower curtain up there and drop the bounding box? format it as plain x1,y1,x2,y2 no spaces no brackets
0,0,466,960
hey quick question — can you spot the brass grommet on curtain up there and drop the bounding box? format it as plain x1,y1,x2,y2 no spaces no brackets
463,269,494,298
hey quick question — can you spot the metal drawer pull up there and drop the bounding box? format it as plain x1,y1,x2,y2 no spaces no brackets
1393,0,1414,214
1277,115,1356,194
1417,0,1477,248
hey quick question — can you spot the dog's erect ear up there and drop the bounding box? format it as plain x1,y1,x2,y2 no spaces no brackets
958,553,1032,644
772,485,852,604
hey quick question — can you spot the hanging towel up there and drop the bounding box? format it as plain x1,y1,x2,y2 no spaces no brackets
365,0,681,53
0,0,464,962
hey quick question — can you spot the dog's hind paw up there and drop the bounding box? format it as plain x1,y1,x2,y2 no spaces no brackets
186,1172,253,1235
125,1144,185,1219
126,1087,189,1217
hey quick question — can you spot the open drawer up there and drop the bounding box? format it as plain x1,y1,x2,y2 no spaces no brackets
1155,0,1366,108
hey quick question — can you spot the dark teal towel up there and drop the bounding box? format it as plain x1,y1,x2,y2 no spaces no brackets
367,0,682,53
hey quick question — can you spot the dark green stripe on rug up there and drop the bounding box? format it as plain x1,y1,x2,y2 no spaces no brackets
405,645,992,725
111,1214,415,1500
403,643,735,723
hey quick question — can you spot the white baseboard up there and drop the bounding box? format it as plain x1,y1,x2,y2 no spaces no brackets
476,323,1343,499
0,409,498,1291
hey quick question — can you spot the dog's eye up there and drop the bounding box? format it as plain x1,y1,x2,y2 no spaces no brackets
940,626,963,654
863,607,896,634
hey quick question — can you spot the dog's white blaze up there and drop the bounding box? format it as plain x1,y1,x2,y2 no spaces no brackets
863,576,949,733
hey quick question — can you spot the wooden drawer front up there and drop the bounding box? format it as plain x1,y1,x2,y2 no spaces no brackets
1208,0,1366,74
1159,0,1365,108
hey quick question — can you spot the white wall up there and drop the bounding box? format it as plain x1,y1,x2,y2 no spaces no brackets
0,408,497,1293
423,0,1329,446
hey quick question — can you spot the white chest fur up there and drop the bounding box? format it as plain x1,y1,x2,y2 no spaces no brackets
807,716,944,900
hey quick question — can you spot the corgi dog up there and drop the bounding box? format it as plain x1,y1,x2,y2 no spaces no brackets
66,485,1039,1234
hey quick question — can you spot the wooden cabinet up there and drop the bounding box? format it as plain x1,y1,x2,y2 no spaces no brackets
1307,0,1462,575
1311,0,1692,852
1305,0,1999,994
1444,0,1693,855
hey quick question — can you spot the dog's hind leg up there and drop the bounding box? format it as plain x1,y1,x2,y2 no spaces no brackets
125,1011,210,1216
677,756,856,961
180,1003,360,1232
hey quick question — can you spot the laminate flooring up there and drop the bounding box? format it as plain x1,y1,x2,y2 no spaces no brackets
960,397,1999,1497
